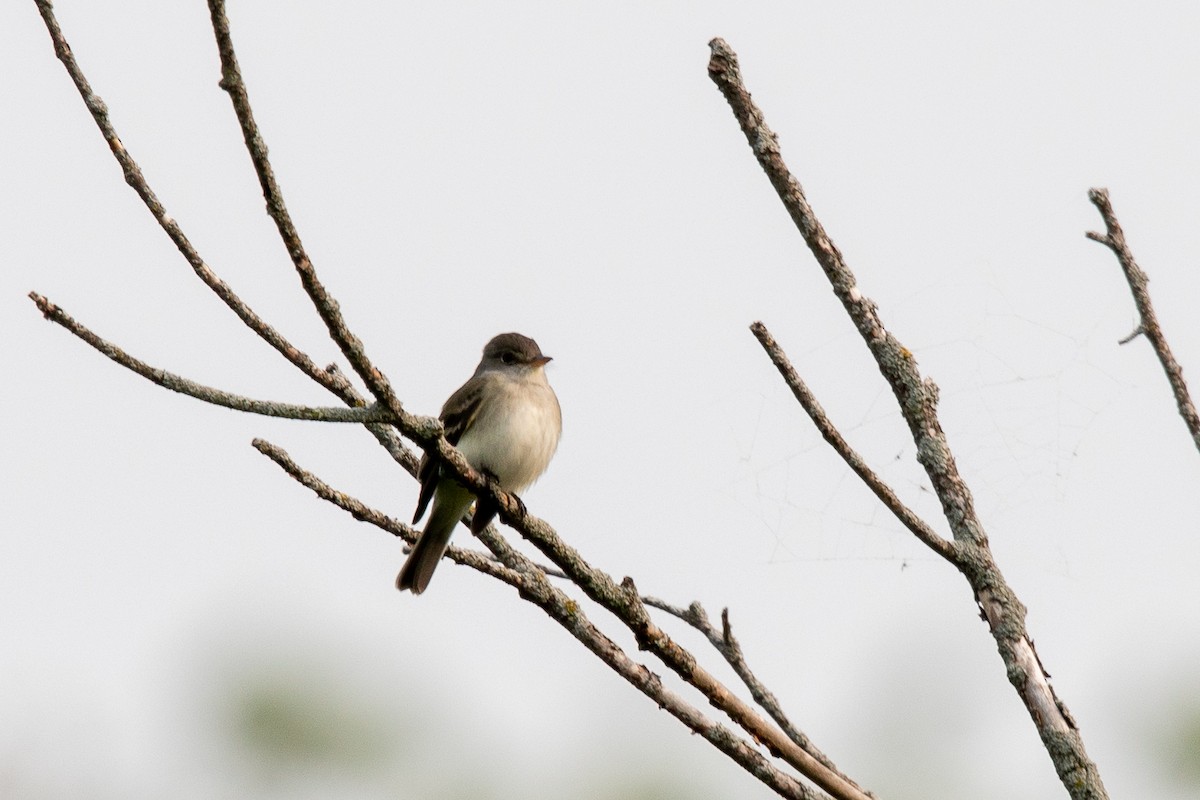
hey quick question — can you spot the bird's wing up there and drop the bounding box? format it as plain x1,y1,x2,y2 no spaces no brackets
412,376,487,524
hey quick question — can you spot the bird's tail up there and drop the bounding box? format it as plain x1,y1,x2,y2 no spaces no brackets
396,484,471,594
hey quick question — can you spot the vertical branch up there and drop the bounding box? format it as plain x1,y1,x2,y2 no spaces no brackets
708,38,1110,800
1086,188,1200,454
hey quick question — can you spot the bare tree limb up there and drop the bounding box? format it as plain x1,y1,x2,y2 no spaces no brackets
252,439,825,800
644,597,869,796
31,0,421,477
29,292,392,423
475,511,871,799
33,0,357,408
1086,188,1200,454
708,37,1109,800
251,438,517,576
206,0,390,414
257,429,841,800
749,321,956,563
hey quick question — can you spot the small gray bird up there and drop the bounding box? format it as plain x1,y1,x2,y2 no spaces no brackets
396,333,562,594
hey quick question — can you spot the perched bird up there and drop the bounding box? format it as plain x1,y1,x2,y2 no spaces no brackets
396,333,562,594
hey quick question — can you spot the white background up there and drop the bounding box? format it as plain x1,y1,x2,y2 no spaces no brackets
4,2,1199,798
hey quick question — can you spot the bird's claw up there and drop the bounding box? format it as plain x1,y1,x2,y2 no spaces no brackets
510,493,527,517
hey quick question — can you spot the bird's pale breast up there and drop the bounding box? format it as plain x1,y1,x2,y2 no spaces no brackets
454,370,561,492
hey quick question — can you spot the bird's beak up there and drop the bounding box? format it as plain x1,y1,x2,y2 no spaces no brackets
533,355,552,367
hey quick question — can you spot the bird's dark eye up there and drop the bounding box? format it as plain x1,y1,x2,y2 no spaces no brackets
500,351,516,365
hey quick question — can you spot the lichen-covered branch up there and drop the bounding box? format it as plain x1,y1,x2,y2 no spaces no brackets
31,0,420,477
708,37,1109,800
644,597,865,793
30,292,391,424
253,439,823,800
749,321,956,563
207,0,393,420
1086,188,1200,454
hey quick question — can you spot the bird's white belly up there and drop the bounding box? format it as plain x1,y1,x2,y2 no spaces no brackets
455,378,561,492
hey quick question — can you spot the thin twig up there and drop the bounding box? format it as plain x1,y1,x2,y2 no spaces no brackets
34,0,356,407
749,321,956,564
644,598,869,797
709,37,1109,800
30,293,392,423
207,0,390,413
252,439,822,800
31,0,420,476
1086,188,1200,454
251,438,524,578
205,0,438,485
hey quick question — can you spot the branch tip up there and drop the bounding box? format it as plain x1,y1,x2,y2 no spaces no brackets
1086,189,1200,452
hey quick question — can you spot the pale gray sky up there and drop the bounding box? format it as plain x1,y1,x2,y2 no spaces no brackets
5,2,1200,798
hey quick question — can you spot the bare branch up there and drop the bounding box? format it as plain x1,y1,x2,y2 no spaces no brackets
206,0,393,413
1087,188,1200,454
707,40,980,550
749,321,957,564
34,0,358,408
709,37,1109,800
29,293,392,424
250,438,524,578
644,598,868,797
31,0,420,476
252,439,823,800
497,542,871,797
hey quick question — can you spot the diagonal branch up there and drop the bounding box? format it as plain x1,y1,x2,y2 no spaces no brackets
251,438,520,578
478,517,871,799
33,0,355,409
252,439,824,800
32,0,420,476
30,292,391,424
749,321,956,564
1086,188,1200,454
206,0,391,414
709,37,1109,800
644,597,865,796
707,40,982,552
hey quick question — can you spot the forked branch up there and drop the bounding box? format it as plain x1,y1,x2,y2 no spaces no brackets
30,292,391,424
1086,188,1200,454
708,37,1109,800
